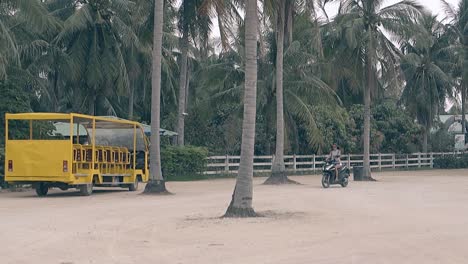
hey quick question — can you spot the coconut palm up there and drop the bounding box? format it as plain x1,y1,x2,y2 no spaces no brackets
332,0,423,179
143,0,167,193
174,0,216,145
0,0,60,80
224,0,257,217
441,0,468,140
264,1,335,184
54,0,139,115
400,14,454,152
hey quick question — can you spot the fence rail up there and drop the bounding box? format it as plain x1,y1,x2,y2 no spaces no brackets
204,152,465,175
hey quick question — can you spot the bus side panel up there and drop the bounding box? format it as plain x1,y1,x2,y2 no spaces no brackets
5,140,72,180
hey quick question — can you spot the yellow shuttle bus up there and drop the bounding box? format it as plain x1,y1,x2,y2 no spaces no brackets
4,113,149,196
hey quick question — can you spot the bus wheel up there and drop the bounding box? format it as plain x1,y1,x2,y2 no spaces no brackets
79,184,93,196
128,178,139,192
35,183,49,197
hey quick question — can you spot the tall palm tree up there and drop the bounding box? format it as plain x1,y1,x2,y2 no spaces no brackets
176,0,243,145
264,1,335,184
265,0,288,184
54,0,138,115
144,0,167,193
400,14,453,152
334,0,422,178
224,0,257,217
441,0,468,141
175,0,213,145
0,0,60,80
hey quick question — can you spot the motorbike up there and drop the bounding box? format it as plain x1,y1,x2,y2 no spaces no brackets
322,159,350,188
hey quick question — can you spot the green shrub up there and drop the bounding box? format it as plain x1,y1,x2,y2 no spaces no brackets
433,154,468,169
161,146,209,181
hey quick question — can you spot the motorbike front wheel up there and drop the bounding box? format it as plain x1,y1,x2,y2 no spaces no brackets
322,174,330,188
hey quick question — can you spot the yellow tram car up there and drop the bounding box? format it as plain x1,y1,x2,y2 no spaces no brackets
4,113,150,196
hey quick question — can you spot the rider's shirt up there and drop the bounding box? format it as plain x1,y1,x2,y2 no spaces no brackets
329,149,341,163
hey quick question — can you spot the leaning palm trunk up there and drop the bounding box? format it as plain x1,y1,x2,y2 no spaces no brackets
176,31,189,146
224,0,258,217
264,0,294,185
144,0,167,194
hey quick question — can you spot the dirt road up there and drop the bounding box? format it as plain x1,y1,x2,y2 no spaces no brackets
1,169,467,264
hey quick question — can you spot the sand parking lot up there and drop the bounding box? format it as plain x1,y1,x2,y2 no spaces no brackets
1,169,467,264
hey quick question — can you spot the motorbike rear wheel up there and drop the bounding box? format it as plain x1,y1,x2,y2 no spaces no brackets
341,177,349,187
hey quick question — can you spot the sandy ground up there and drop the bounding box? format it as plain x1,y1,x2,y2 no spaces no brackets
1,170,468,264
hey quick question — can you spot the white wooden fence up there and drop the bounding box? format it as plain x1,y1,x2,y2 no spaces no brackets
205,152,465,175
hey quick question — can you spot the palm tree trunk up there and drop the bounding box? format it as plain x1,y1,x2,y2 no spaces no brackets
462,83,466,143
422,125,429,153
88,91,96,115
144,0,167,194
128,83,134,120
363,32,373,180
53,69,59,112
265,0,293,185
224,0,257,217
176,30,189,146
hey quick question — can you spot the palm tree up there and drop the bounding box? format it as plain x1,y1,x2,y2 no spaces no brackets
143,0,168,193
333,0,422,179
54,0,139,115
174,0,214,145
224,0,257,217
198,12,336,156
262,2,336,183
441,0,468,141
0,0,60,80
176,0,240,146
400,14,453,152
265,0,288,184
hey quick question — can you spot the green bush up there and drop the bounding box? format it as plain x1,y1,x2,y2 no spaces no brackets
433,154,468,169
161,146,209,181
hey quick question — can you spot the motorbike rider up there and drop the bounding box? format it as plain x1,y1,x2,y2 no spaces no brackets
327,143,342,181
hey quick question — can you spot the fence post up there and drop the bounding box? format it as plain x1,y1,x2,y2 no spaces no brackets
392,154,395,169
293,154,297,173
430,152,434,168
418,153,421,168
312,154,316,173
378,153,382,171
406,154,409,169
271,154,275,172
224,155,229,173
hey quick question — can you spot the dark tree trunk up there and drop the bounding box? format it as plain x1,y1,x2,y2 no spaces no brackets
462,83,466,143
176,30,189,146
128,83,134,120
422,126,428,153
88,92,96,115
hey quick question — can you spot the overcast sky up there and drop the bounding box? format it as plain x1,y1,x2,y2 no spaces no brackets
323,0,460,19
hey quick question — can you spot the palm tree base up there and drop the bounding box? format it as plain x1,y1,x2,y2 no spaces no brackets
143,180,171,194
224,205,258,218
362,177,377,182
263,171,299,185
363,168,377,181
